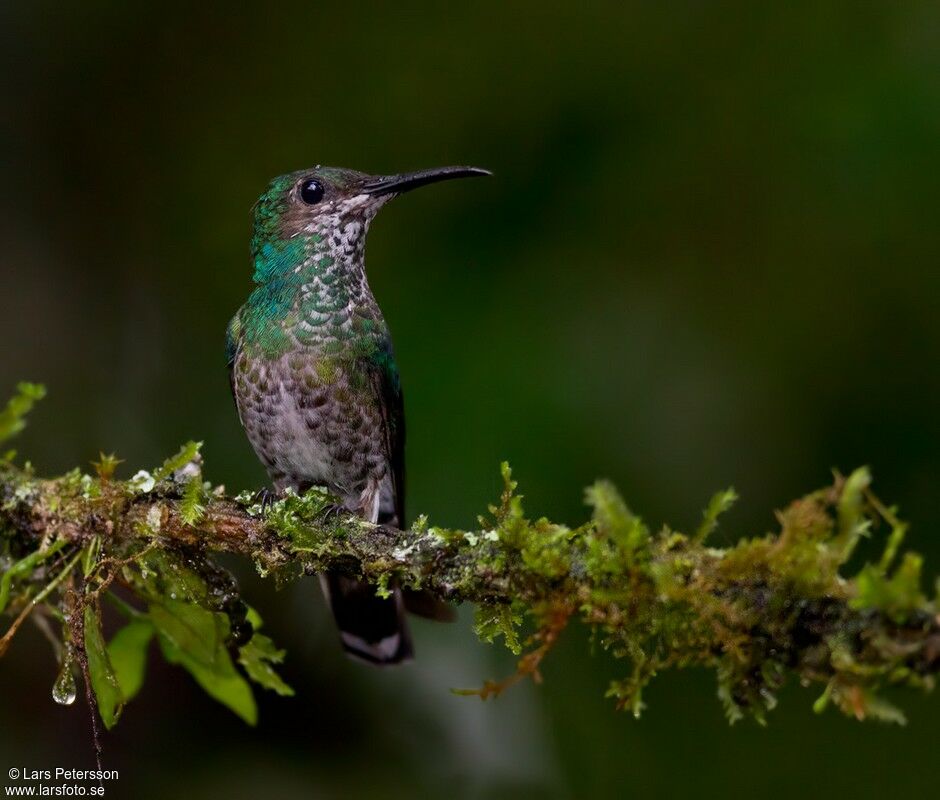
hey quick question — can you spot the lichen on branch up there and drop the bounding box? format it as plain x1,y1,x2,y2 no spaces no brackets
1,383,939,734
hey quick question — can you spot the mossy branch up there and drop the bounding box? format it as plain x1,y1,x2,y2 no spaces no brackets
1,384,939,733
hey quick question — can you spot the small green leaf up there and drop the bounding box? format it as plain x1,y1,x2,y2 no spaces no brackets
716,661,744,725
150,600,257,725
91,452,123,481
152,441,203,482
239,634,294,697
835,467,872,562
158,634,257,725
606,676,647,719
150,600,225,668
0,382,46,445
245,606,264,630
107,619,154,702
585,479,649,559
491,461,524,525
135,550,213,607
83,606,125,729
852,553,926,622
375,573,392,600
860,690,907,725
878,514,908,575
695,488,738,543
474,603,522,654
813,681,833,714
179,478,206,526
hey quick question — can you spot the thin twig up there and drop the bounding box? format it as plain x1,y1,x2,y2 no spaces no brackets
0,548,82,657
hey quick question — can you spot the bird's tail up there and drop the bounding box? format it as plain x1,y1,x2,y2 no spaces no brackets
319,572,413,666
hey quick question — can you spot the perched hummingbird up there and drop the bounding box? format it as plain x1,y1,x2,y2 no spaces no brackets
227,165,490,664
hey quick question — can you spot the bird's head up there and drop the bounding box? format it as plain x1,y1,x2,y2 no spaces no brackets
250,165,490,284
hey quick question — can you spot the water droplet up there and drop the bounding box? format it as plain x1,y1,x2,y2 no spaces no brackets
52,660,77,706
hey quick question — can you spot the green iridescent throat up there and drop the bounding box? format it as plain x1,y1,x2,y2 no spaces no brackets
231,182,389,372
232,174,328,357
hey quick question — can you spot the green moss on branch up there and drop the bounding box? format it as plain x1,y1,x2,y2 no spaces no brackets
0,385,938,729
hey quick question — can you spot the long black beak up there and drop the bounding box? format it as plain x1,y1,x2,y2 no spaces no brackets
361,166,491,196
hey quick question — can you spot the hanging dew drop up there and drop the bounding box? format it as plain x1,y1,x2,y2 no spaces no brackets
52,661,77,706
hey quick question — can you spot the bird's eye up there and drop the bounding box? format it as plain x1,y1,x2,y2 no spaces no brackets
299,179,325,205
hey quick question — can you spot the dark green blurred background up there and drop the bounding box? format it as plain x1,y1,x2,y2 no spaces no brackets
2,2,939,798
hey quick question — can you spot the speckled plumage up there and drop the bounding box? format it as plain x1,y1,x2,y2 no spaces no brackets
228,168,403,524
228,164,488,664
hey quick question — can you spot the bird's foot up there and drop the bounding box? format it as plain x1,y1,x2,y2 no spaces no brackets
317,502,347,523
251,487,280,517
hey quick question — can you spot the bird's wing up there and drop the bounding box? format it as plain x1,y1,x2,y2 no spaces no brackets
225,311,243,408
366,336,405,527
366,337,455,622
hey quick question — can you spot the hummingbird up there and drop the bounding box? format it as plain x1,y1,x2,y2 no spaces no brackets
227,164,490,664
